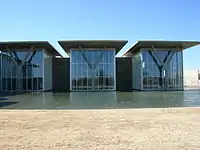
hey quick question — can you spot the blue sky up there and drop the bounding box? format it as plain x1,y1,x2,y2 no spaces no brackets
0,0,199,69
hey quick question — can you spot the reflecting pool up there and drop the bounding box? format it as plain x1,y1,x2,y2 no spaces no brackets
1,91,200,109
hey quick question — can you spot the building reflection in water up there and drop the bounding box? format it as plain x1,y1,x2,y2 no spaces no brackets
116,91,185,108
69,92,117,109
3,91,200,109
69,91,185,109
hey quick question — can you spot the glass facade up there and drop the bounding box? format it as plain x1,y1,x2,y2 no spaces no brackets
141,49,183,90
0,50,44,95
71,49,115,91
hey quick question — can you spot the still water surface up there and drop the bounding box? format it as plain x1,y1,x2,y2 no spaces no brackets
1,91,200,109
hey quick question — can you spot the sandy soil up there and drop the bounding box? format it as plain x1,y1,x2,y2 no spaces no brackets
0,108,200,150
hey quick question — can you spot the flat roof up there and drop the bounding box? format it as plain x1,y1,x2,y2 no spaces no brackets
0,41,60,56
123,41,200,56
58,40,128,54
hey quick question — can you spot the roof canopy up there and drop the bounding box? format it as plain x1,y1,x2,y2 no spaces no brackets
0,41,60,56
58,40,128,54
123,41,200,56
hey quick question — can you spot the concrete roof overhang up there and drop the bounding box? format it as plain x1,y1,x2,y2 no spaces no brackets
123,41,200,56
0,41,60,56
58,40,128,55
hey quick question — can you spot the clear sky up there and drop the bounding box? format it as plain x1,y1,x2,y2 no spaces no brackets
0,0,199,69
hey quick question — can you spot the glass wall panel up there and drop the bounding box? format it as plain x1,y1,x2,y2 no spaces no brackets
0,50,44,95
31,51,43,91
165,50,183,90
141,49,183,91
71,49,115,91
143,51,155,89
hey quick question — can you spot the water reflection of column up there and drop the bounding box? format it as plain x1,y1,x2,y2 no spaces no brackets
92,70,95,91
159,66,164,90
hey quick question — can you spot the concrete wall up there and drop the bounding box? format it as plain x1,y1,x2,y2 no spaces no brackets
52,58,70,92
116,57,132,91
43,51,53,91
132,52,142,90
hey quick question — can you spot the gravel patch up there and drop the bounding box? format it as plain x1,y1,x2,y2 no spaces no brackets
0,108,200,150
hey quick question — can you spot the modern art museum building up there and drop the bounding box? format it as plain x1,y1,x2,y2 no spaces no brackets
0,40,199,95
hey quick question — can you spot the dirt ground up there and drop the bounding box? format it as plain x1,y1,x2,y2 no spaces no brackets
0,108,200,150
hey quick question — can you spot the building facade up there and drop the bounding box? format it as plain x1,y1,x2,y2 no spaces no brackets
53,40,128,92
70,49,115,91
123,41,200,91
131,49,183,91
0,40,199,94
0,41,59,95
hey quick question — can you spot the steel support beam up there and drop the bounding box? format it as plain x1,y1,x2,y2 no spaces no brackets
93,50,104,70
151,47,176,69
18,46,35,69
5,46,35,90
93,44,107,70
78,45,93,70
148,51,160,68
27,51,36,63
164,51,175,66
17,46,35,89
12,51,20,62
163,51,171,63
149,47,177,89
149,50,164,88
151,46,162,66
6,46,18,67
